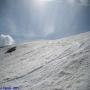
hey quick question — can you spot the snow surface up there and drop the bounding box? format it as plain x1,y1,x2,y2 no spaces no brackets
0,31,90,90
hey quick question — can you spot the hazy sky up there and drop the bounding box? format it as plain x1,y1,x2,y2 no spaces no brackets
0,0,90,43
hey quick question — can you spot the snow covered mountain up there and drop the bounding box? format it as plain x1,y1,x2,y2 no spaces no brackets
0,31,90,90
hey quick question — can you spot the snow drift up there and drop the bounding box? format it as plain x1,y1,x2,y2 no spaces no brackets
0,31,90,90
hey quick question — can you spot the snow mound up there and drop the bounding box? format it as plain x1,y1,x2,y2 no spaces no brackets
0,34,15,47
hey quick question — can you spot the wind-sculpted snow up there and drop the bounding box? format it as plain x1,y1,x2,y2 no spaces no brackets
0,31,90,90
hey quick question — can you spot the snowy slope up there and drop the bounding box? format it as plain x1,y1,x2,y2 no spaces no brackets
0,31,90,90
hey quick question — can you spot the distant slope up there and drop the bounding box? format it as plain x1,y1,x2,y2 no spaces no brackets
0,31,90,90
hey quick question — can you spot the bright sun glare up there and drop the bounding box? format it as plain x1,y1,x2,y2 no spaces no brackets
34,0,54,9
35,0,48,7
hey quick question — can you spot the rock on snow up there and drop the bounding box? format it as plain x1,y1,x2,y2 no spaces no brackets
0,31,90,90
